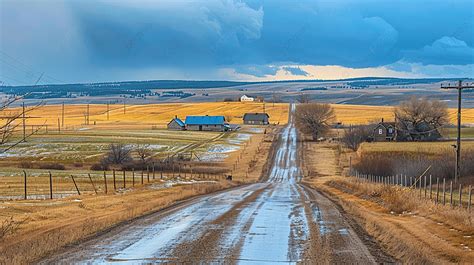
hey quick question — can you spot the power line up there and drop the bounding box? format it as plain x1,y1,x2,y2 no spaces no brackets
441,80,474,184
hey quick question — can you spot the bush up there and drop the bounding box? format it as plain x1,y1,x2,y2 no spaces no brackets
341,126,371,151
38,163,65,170
90,163,109,171
18,161,34,169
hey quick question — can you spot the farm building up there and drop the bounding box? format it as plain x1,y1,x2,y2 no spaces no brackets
240,94,255,102
397,120,442,141
167,116,185,130
243,113,270,125
372,120,396,141
185,115,229,132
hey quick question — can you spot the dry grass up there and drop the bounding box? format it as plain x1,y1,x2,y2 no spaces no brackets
359,141,474,155
3,102,289,130
331,104,474,125
302,141,474,264
0,181,235,264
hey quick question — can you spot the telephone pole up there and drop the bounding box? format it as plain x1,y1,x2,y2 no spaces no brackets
61,102,65,128
22,102,26,142
441,80,474,183
86,104,90,125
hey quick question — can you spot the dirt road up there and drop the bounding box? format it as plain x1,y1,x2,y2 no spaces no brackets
42,106,392,264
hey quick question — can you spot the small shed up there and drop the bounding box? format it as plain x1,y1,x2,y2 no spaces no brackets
372,120,396,142
243,113,270,125
185,115,228,132
167,116,185,130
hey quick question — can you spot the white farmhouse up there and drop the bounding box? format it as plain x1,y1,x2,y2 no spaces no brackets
240,94,255,102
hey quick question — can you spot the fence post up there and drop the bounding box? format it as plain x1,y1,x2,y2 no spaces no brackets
132,169,135,186
103,171,107,194
88,173,97,194
141,170,144,184
49,171,53,199
404,175,407,187
160,165,163,179
147,166,150,183
113,169,116,190
468,185,472,212
71,175,81,195
450,181,453,207
424,175,427,198
23,170,27,200
429,175,432,200
459,184,462,208
436,177,439,204
123,170,126,188
152,162,155,180
442,178,446,205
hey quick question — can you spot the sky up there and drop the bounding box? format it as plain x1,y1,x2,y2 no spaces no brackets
0,0,473,85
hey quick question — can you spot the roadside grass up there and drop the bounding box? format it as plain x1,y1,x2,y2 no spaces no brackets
0,181,234,264
359,141,474,155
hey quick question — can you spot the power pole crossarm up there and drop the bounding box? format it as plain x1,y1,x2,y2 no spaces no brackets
441,80,474,184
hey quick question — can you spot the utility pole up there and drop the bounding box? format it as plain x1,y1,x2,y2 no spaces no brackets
22,102,26,142
86,104,90,125
441,80,474,183
61,102,65,128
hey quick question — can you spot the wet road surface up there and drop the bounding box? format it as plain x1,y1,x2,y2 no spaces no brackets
43,108,390,264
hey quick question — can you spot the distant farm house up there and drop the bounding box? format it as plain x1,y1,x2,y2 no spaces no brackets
167,116,185,130
371,118,442,142
372,119,396,142
240,95,255,102
185,115,230,132
243,113,270,125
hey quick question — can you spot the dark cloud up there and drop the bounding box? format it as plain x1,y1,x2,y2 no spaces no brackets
1,0,473,83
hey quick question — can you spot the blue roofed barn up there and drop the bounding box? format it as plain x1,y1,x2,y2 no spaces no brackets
185,115,229,131
167,116,185,130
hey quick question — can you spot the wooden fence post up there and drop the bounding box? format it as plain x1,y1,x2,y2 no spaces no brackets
23,170,27,200
436,177,439,204
459,184,462,208
160,165,163,179
152,162,155,180
141,170,144,184
113,169,116,190
429,175,432,199
71,175,81,195
88,173,97,194
468,185,472,212
123,170,126,188
103,171,107,194
424,175,427,198
49,171,53,200
147,166,150,183
132,169,135,186
450,181,453,207
443,178,446,205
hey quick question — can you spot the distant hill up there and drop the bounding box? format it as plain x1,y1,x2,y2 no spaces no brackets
0,77,461,99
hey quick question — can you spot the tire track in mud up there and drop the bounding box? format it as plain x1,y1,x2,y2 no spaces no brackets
168,185,270,263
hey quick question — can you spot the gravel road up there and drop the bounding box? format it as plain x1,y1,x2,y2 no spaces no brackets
42,106,392,264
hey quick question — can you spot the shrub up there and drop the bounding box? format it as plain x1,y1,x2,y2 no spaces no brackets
90,163,109,171
341,126,371,151
38,163,65,170
18,161,34,169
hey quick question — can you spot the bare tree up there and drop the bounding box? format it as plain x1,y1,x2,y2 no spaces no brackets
295,103,335,141
0,97,44,154
104,144,132,165
395,97,448,140
296,93,311,104
135,144,152,164
341,126,371,151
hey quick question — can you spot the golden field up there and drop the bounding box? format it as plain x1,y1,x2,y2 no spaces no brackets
3,102,289,130
359,141,474,155
3,102,474,130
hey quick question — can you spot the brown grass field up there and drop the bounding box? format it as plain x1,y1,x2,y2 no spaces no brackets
3,102,474,131
4,102,289,130
359,141,474,155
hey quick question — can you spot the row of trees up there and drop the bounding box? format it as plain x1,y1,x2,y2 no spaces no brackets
295,97,450,151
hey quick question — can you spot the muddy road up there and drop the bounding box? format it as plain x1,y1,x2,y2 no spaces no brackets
43,108,392,264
